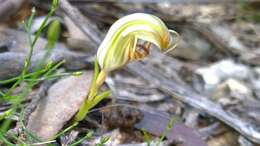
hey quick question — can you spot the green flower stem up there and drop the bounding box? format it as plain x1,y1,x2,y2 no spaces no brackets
73,70,109,123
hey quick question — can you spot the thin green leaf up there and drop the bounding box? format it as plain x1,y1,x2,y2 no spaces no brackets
70,131,93,146
52,122,78,140
88,90,111,110
0,130,15,146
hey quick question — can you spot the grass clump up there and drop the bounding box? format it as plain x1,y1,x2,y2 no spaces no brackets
0,0,70,145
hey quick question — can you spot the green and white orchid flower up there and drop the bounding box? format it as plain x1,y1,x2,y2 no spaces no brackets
97,13,179,72
75,13,179,122
95,13,179,87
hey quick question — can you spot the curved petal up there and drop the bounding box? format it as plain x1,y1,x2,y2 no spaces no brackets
97,13,177,71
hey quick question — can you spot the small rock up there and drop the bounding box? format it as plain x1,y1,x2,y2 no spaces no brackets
195,59,251,91
0,52,26,80
253,67,260,78
27,71,93,140
0,50,92,80
212,79,252,106
241,49,260,66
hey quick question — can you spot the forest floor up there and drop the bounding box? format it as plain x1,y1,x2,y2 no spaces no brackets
1,0,260,146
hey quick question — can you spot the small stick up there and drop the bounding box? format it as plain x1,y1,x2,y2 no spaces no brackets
59,0,101,48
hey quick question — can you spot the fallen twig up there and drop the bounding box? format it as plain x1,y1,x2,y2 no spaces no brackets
59,0,101,48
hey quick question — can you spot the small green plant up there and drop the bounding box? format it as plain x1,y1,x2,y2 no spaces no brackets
142,128,152,146
0,0,59,132
141,116,179,146
74,13,180,123
0,0,77,145
156,116,178,146
70,130,93,146
96,136,110,146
